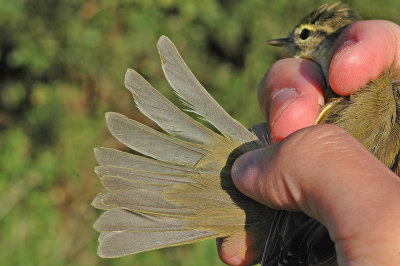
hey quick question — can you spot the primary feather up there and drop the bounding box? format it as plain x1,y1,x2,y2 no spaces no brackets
124,68,220,144
157,36,258,143
93,36,273,259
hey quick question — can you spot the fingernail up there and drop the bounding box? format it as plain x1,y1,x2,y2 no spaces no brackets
231,146,278,199
332,39,357,63
269,88,301,126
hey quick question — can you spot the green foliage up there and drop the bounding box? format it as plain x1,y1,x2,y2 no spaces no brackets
0,0,397,265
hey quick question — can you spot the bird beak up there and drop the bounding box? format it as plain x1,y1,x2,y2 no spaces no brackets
267,37,292,46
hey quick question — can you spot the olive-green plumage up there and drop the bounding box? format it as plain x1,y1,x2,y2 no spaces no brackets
317,69,400,173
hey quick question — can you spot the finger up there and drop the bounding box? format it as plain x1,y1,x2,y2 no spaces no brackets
232,124,394,222
258,58,325,142
232,124,400,264
216,234,261,266
330,20,400,95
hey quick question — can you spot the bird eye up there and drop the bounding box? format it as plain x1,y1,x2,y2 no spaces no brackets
300,29,311,40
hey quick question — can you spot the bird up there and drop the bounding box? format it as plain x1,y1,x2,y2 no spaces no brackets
268,2,400,175
262,2,400,265
268,2,360,85
92,2,400,266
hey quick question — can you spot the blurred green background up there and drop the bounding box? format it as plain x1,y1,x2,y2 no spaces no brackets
0,0,397,265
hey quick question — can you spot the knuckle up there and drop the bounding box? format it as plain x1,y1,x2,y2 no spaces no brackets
270,124,351,208
279,124,350,162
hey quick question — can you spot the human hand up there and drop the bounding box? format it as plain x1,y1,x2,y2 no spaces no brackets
218,20,400,266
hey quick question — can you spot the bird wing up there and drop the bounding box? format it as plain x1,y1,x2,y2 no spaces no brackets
93,36,270,258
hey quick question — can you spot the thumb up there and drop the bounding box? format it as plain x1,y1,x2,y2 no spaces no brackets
329,20,400,95
232,124,400,264
232,124,369,217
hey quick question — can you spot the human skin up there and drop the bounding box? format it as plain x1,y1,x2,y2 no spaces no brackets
217,20,400,266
